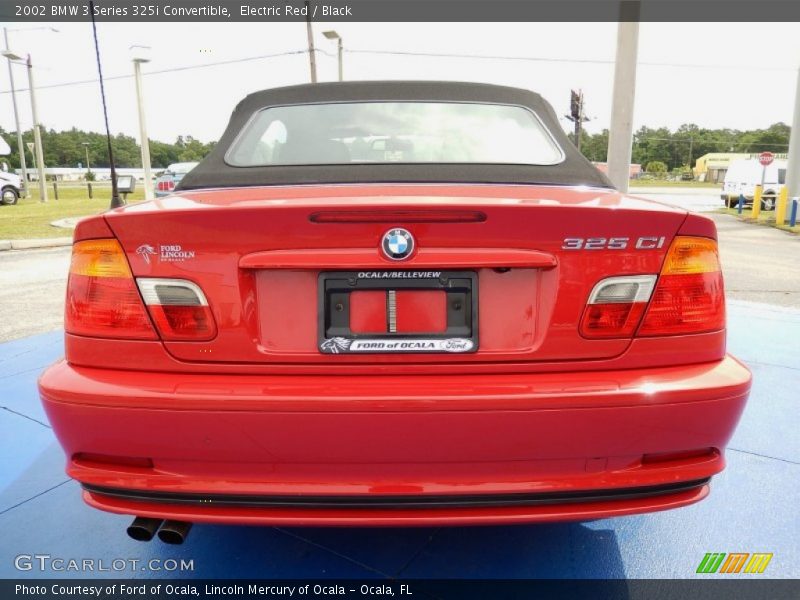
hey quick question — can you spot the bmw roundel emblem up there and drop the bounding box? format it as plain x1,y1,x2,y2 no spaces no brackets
381,228,415,261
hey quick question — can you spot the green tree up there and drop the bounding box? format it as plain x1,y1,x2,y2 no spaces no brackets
0,128,215,169
175,135,215,162
645,160,668,174
579,129,609,162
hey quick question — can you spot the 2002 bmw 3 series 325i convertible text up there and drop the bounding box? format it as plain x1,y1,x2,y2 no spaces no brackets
39,82,751,542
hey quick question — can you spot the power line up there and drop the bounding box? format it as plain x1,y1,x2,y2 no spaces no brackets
2,45,796,97
0,48,315,95
344,48,798,72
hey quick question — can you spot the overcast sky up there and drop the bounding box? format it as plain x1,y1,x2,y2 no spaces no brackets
1,22,799,146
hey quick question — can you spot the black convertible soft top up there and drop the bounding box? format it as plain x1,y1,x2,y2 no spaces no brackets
177,81,613,191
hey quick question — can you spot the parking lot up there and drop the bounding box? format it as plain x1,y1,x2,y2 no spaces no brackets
0,194,798,580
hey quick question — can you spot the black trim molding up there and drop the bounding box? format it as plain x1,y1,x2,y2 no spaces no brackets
83,478,710,510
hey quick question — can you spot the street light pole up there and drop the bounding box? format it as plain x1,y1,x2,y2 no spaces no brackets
3,28,28,197
131,45,153,200
25,54,47,203
323,30,343,81
336,37,343,81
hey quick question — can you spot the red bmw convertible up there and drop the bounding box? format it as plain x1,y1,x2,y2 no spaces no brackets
39,82,751,543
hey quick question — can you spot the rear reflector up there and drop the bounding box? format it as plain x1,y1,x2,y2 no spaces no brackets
137,278,217,341
638,237,725,336
580,275,656,338
66,239,156,339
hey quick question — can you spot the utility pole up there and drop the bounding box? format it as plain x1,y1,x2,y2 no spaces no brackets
566,89,587,151
82,142,91,176
305,1,317,83
3,28,28,197
26,54,47,202
786,66,800,201
606,19,640,192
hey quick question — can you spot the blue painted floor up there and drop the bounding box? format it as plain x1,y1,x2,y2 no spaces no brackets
1,300,798,579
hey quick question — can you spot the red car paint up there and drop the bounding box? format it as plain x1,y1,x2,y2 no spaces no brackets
40,182,751,526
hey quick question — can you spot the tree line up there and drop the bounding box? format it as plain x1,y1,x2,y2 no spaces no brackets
0,127,215,170
1,122,791,174
573,122,791,172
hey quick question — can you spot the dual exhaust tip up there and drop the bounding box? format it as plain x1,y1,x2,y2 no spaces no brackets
127,517,192,545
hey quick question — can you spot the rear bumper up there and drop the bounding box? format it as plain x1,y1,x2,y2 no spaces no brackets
39,355,751,525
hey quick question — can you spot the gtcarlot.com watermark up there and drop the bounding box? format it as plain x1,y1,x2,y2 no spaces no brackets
14,554,194,573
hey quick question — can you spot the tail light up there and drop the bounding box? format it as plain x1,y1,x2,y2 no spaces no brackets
156,180,175,192
66,239,157,339
638,236,724,336
137,278,217,341
66,240,216,342
580,275,657,338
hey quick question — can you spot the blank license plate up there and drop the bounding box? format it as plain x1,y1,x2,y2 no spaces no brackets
318,270,478,354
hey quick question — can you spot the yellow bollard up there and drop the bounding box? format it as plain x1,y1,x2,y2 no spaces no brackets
776,187,789,226
752,185,762,219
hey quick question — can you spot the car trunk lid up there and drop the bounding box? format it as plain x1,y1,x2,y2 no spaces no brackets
105,184,688,368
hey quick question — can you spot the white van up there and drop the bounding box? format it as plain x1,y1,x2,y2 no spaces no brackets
0,168,21,205
0,137,21,205
722,158,787,210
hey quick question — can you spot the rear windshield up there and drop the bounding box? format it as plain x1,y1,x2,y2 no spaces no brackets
226,102,564,167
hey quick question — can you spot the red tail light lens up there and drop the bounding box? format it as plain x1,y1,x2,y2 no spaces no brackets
580,275,656,338
137,279,217,341
581,303,647,338
638,237,725,336
156,180,175,192
66,239,157,339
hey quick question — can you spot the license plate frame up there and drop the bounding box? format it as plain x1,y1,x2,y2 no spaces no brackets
318,270,478,354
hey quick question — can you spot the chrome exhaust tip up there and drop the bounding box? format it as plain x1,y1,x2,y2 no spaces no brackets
157,520,192,545
126,517,163,542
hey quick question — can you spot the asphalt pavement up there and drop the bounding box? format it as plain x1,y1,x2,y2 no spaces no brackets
0,247,70,342
708,213,800,307
630,185,724,213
